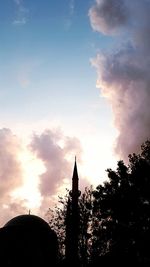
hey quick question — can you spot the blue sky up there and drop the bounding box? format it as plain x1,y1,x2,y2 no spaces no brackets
0,0,106,118
0,0,120,224
0,1,116,158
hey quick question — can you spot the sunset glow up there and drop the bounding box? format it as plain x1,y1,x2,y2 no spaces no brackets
13,149,45,209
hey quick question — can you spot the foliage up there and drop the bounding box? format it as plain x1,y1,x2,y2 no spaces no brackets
92,140,150,264
78,186,93,265
47,187,93,264
47,190,70,260
47,140,150,265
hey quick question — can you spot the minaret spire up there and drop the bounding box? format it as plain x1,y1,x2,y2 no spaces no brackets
65,157,81,264
72,156,79,195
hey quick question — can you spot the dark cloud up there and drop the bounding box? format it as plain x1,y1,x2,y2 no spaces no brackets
90,0,150,161
89,0,128,35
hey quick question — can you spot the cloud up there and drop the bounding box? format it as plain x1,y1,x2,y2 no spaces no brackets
1,201,27,227
0,127,84,225
0,128,23,196
89,0,150,161
29,129,83,216
30,129,82,196
13,0,29,25
0,128,27,226
89,0,128,35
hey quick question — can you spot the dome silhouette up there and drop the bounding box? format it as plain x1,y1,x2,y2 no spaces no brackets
4,214,51,230
0,214,58,266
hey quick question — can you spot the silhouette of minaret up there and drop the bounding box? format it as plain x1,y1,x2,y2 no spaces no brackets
65,157,81,263
72,156,79,197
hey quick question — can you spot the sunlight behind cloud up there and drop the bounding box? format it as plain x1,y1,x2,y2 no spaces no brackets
12,148,45,209
80,133,117,187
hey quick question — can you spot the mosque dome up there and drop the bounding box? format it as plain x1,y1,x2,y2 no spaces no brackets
0,214,58,266
4,214,51,231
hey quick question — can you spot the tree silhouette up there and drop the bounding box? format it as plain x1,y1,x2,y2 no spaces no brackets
92,140,150,265
47,187,93,265
47,140,150,266
47,191,69,261
78,187,93,266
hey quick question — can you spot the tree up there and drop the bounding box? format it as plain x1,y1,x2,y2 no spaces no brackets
78,187,93,266
47,192,69,261
92,140,150,265
47,187,93,265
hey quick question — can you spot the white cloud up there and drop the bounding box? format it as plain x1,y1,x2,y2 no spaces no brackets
29,129,82,197
0,127,85,226
89,0,150,161
13,0,29,25
0,128,27,226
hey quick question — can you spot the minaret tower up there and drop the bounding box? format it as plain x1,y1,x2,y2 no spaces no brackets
65,157,81,263
72,156,80,199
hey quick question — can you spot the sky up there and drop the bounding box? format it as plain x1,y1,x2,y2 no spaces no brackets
0,0,150,226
